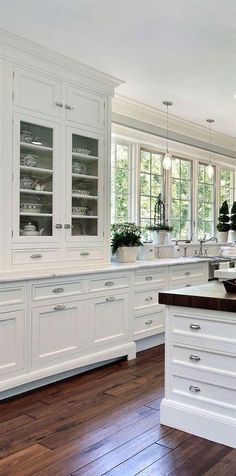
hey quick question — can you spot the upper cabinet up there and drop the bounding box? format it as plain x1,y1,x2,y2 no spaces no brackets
0,35,122,271
13,67,62,119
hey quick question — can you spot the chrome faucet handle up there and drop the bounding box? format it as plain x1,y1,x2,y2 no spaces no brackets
183,245,188,258
204,248,208,256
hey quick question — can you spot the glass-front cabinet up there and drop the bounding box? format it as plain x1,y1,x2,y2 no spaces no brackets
65,128,103,241
12,114,60,242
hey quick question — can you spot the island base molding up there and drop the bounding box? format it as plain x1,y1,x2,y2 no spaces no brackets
160,399,236,449
0,341,136,400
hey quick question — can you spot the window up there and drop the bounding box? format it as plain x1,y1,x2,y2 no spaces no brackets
197,163,215,238
171,157,192,239
220,168,235,209
111,142,131,223
139,148,163,226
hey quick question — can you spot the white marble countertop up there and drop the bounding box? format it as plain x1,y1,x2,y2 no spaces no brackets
0,257,208,283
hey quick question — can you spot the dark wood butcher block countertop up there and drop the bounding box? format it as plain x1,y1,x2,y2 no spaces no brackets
159,281,236,313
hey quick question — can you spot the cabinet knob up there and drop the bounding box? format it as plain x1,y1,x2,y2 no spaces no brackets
52,288,64,294
80,252,90,256
145,319,153,325
145,296,153,302
189,354,201,361
145,276,153,281
54,304,66,311
65,104,74,110
55,101,63,107
55,224,63,229
185,284,191,287
189,385,201,393
64,224,73,229
106,296,115,302
189,324,201,330
30,254,42,259
185,271,191,276
105,281,114,286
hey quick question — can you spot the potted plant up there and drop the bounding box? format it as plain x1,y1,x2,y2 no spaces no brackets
111,223,142,262
216,200,230,244
147,224,173,245
230,201,236,242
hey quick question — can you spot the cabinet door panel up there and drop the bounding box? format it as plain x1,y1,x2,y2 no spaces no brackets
13,67,62,118
0,309,24,376
66,87,105,130
32,300,89,366
90,293,129,348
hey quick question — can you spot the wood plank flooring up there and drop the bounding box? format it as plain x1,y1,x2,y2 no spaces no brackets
0,345,235,476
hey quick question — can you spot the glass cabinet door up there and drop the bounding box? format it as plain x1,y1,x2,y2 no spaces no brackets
13,115,60,241
66,128,103,241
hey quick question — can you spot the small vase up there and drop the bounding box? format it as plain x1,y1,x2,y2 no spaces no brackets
116,246,138,263
150,230,158,244
158,230,167,245
217,231,228,244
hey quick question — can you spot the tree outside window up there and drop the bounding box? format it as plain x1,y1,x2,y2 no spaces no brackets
220,168,235,210
171,157,192,239
197,163,215,238
139,149,163,227
111,142,131,223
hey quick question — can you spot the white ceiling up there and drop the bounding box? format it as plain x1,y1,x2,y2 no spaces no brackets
0,0,236,138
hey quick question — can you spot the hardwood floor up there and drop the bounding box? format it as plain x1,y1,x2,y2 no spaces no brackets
0,345,235,476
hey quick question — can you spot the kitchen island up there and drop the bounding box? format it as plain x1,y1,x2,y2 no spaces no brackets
159,281,236,449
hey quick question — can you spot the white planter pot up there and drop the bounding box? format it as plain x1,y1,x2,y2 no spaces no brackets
150,230,158,244
217,231,228,244
158,230,167,245
115,246,138,263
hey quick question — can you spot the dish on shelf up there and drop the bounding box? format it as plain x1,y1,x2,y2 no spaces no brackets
20,203,42,213
20,154,38,167
20,176,35,190
72,163,87,174
72,206,88,215
20,129,33,143
72,189,90,195
72,148,91,155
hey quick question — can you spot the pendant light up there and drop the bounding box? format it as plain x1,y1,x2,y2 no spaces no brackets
206,119,215,179
162,101,173,170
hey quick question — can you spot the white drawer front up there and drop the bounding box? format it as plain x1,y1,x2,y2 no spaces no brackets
32,281,84,302
65,247,104,262
134,310,165,340
168,278,207,290
169,263,206,285
134,288,162,311
172,343,236,375
134,269,168,287
172,311,236,343
172,374,236,409
12,249,60,265
0,285,24,306
89,275,129,293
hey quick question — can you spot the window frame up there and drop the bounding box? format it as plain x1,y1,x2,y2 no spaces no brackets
170,155,192,240
111,139,133,224
138,147,164,227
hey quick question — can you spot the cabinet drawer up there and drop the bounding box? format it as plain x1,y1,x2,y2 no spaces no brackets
89,275,129,293
134,288,163,311
171,311,236,343
134,268,168,287
0,285,24,306
32,280,84,302
65,247,104,262
172,343,236,375
168,278,206,290
134,310,165,340
172,374,236,409
12,249,60,266
169,263,207,286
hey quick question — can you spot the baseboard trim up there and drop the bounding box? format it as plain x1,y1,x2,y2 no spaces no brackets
160,398,236,448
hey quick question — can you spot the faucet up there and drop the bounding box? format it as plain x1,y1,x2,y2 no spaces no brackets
198,236,218,256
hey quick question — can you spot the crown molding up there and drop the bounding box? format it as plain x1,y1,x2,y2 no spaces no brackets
0,29,124,91
112,95,236,151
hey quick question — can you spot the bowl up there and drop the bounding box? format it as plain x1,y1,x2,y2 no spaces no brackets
20,203,41,213
72,206,88,215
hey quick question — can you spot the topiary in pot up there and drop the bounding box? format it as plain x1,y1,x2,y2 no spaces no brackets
217,200,230,243
230,201,236,241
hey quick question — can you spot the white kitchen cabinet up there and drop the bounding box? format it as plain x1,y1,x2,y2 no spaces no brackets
31,299,89,367
12,66,62,119
168,262,208,289
0,308,25,377
90,292,130,348
65,86,105,130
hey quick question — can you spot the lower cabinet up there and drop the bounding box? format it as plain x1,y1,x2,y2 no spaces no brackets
31,300,89,367
89,292,129,348
0,308,25,376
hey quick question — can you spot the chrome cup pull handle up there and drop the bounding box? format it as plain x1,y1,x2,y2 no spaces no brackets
145,296,153,302
105,281,114,286
54,304,66,311
30,254,42,259
189,385,201,393
189,354,201,361
189,324,201,330
106,296,115,302
80,252,90,256
52,288,64,294
145,320,153,325
145,276,153,281
65,104,74,110
55,101,63,107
